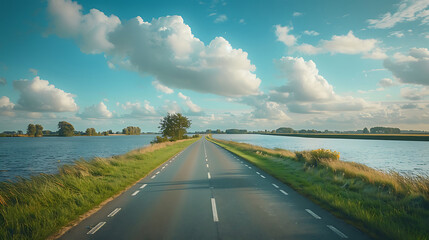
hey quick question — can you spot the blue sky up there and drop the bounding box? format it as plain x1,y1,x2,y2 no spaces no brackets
1,0,429,132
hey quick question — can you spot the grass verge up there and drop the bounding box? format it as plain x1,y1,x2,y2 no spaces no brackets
207,136,429,240
0,138,198,240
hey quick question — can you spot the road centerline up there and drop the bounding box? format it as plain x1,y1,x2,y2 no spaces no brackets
107,208,121,217
87,222,106,235
211,198,219,222
327,225,348,238
305,209,322,219
131,190,140,196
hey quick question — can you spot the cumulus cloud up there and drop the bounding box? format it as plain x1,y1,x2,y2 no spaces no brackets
29,68,38,75
47,0,261,97
13,76,78,112
384,48,429,85
78,102,112,119
178,92,202,113
363,48,388,60
275,25,297,47
293,12,303,17
303,30,319,36
400,86,429,100
214,14,227,23
160,100,182,114
293,31,379,57
121,100,157,117
368,0,429,29
0,96,15,116
378,78,396,88
270,56,374,113
47,0,121,54
389,31,405,38
0,77,6,86
152,80,174,94
239,94,289,120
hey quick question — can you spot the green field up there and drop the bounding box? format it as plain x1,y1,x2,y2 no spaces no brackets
0,138,198,240
208,136,429,240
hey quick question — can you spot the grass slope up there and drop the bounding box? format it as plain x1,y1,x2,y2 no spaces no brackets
0,138,198,240
208,136,429,240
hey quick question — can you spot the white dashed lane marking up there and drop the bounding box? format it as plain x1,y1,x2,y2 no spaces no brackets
272,183,279,188
140,184,147,189
211,198,219,222
107,208,121,217
305,209,321,219
279,189,288,195
327,225,348,238
131,190,140,196
87,222,106,235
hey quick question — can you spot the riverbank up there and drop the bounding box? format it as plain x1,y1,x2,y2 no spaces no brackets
260,132,429,141
207,136,429,240
0,138,198,239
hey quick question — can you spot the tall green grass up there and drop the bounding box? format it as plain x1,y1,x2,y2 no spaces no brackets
208,136,429,240
0,138,198,240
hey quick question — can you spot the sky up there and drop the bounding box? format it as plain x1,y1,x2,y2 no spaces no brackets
0,0,429,132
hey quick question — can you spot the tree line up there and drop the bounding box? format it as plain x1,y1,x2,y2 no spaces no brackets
23,121,141,137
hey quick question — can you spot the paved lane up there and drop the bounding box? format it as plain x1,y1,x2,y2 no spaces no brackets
60,137,371,240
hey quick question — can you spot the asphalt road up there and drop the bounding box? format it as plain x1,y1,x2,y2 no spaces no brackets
60,137,372,240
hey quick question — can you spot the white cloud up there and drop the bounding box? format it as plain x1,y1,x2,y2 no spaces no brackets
78,102,113,119
107,61,115,69
270,56,374,113
160,100,182,114
0,96,15,117
293,12,303,17
178,92,202,113
400,86,429,100
303,30,319,36
0,77,6,85
47,1,261,97
384,48,429,85
378,78,396,87
214,14,227,23
239,94,289,120
368,0,429,29
152,80,174,94
122,101,157,117
47,0,121,53
29,68,38,75
389,31,405,38
294,31,379,56
13,76,78,112
275,25,297,47
239,19,245,24
363,48,388,60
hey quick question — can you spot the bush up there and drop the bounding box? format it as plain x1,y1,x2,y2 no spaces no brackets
151,136,168,144
296,149,340,166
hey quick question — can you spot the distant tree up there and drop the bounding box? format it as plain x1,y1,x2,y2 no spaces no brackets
276,127,295,133
370,127,400,134
159,113,191,140
35,124,43,137
225,129,247,134
122,126,141,135
85,128,97,136
363,127,369,134
27,124,36,136
108,130,113,134
58,121,75,137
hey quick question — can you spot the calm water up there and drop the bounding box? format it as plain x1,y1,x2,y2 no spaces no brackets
0,135,158,182
213,134,429,176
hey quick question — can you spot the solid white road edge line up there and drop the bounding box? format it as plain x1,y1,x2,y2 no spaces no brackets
140,184,147,189
87,222,106,235
272,183,279,188
211,198,219,222
208,172,211,179
305,209,322,219
327,225,348,238
279,189,288,195
107,208,121,217
131,190,140,196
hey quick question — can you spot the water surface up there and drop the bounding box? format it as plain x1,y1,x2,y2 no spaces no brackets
0,135,157,181
213,134,429,176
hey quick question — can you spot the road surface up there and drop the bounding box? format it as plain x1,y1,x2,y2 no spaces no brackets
60,137,371,240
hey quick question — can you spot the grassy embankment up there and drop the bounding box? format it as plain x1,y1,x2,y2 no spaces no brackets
0,138,198,240
261,132,429,141
207,136,429,240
